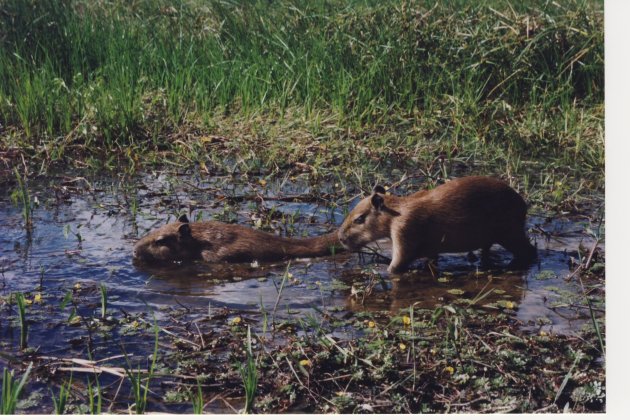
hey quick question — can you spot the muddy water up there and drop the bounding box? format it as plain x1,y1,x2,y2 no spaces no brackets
1,173,603,360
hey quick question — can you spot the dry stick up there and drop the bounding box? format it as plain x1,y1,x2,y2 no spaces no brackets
271,263,290,327
136,316,200,350
203,390,235,411
565,239,600,281
109,376,126,413
193,321,205,349
217,395,239,414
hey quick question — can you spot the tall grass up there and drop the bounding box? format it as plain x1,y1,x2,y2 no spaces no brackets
0,0,603,173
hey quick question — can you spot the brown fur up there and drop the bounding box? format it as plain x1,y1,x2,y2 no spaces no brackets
338,176,537,273
133,215,343,265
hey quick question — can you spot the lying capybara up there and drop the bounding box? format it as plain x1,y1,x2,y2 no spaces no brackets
133,215,343,264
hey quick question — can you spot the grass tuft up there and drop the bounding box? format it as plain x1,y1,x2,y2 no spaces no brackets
1,363,32,415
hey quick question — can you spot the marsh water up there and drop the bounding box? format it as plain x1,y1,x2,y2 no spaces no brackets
0,171,603,412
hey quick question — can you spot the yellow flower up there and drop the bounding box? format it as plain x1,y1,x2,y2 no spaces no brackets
367,321,376,328
399,343,407,351
130,320,140,329
258,179,267,187
33,293,42,304
299,359,311,367
23,298,33,305
73,282,81,290
230,316,242,325
402,315,411,326
444,366,454,375
539,330,548,337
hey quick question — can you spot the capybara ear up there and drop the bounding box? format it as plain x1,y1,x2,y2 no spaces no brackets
178,223,192,237
371,193,384,210
178,214,190,223
373,185,386,195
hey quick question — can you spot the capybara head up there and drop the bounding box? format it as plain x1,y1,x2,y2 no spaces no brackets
133,215,198,264
338,186,398,250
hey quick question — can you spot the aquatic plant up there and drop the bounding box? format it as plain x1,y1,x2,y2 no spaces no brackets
1,363,32,415
190,378,204,415
239,326,258,414
85,376,102,415
123,318,160,414
99,283,108,319
51,373,72,415
10,168,33,231
15,292,28,349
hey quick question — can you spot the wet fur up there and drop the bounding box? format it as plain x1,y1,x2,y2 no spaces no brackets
338,176,537,274
134,215,343,265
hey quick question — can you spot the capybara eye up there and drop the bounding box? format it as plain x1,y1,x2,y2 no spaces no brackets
155,237,168,246
353,214,366,225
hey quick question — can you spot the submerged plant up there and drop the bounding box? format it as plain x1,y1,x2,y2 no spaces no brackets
1,363,32,415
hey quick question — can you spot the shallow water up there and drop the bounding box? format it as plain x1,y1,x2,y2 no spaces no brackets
0,172,604,411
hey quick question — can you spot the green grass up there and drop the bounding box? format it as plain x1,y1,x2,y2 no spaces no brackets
10,168,33,231
239,326,259,414
0,0,603,181
1,363,32,415
85,376,103,415
51,373,72,415
190,378,204,414
123,318,160,414
99,283,107,319
14,293,28,349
